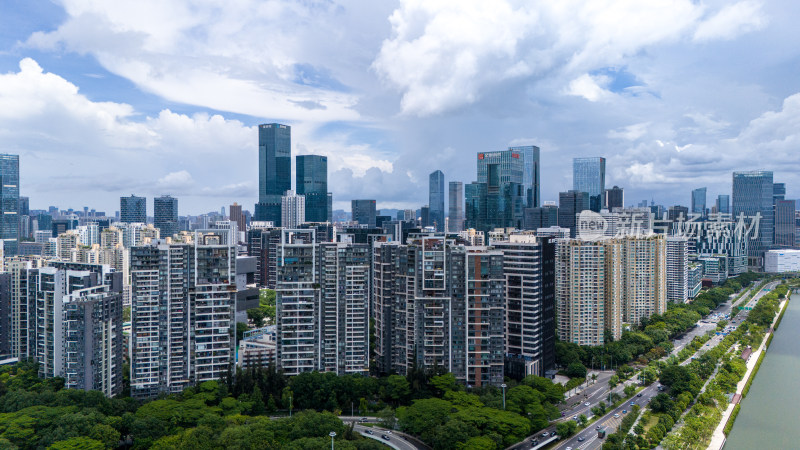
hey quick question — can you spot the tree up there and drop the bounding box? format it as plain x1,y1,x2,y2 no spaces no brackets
609,375,619,389
429,373,458,395
624,384,636,398
48,437,105,450
566,362,587,378
382,375,411,406
236,322,249,342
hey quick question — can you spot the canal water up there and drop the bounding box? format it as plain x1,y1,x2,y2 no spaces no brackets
724,297,800,449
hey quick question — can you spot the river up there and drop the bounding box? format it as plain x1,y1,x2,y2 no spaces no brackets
724,296,800,449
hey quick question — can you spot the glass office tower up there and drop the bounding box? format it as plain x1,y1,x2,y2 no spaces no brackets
154,195,179,238
120,195,146,223
0,154,19,256
732,171,773,267
573,157,606,212
256,123,291,225
510,145,541,208
691,187,707,216
429,170,445,232
296,155,331,223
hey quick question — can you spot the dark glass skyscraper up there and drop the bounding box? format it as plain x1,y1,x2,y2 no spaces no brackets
732,170,774,267
775,199,795,247
154,195,178,238
773,182,786,204
296,155,331,223
429,170,445,232
120,195,146,223
573,157,606,212
448,181,464,232
255,123,291,225
605,186,624,210
0,154,20,256
691,187,707,216
510,145,541,208
558,190,589,237
352,200,376,227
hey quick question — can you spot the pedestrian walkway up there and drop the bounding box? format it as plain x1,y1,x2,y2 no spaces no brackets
707,297,788,450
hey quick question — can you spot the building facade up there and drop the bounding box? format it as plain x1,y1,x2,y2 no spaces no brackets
429,170,445,232
573,157,606,212
352,200,377,227
154,195,178,239
296,155,332,223
448,181,464,232
255,123,291,225
120,195,146,223
732,170,774,268
281,190,305,228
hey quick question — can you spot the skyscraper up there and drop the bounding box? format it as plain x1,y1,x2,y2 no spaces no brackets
296,155,332,223
691,187,707,216
510,145,541,208
524,203,559,229
773,182,786,203
775,199,796,248
429,170,445,232
0,154,20,256
666,236,689,303
573,157,606,212
281,190,305,228
153,195,178,239
120,195,146,223
352,200,376,227
448,181,464,232
605,186,624,210
716,194,730,214
255,123,291,225
558,190,590,237
229,202,245,236
467,150,526,232
732,171,774,267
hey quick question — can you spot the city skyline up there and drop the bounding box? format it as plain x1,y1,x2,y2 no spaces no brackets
1,2,800,214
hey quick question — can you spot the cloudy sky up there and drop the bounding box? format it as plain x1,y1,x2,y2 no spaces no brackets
1,0,799,215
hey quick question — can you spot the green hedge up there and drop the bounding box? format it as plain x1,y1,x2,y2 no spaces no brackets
742,351,767,398
723,404,741,436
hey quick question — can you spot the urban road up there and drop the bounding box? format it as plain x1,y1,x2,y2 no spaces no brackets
513,282,777,450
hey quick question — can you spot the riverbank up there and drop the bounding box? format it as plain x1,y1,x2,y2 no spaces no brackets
706,295,790,450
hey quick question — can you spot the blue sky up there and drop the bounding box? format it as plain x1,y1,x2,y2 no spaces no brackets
1,0,800,215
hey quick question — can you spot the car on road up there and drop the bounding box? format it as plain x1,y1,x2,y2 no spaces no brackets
561,412,565,417
381,435,390,441
541,432,549,437
573,415,578,420
585,402,590,406
578,436,585,442
366,430,373,435
623,410,627,414
630,402,635,406
614,413,620,418
637,393,642,397
361,417,368,422
596,425,601,430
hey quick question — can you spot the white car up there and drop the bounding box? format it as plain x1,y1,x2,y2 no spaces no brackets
585,402,590,406
613,413,620,418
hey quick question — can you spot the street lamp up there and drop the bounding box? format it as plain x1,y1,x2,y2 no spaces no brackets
329,431,336,450
501,384,507,410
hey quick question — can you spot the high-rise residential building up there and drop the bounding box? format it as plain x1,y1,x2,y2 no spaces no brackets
666,237,689,303
0,154,20,256
373,236,505,387
467,150,526,232
510,145,541,208
429,170,445,232
281,190,305,228
352,200,376,227
229,202,245,237
448,181,464,232
120,195,146,223
316,242,371,374
494,235,556,379
775,199,796,248
524,202,559,230
247,226,282,288
296,155,332,223
153,195,178,239
556,235,666,346
558,190,590,237
5,262,123,396
732,170,774,267
129,230,236,398
573,157,606,212
716,194,730,215
605,186,624,210
255,123,291,225
691,187,707,216
773,182,786,203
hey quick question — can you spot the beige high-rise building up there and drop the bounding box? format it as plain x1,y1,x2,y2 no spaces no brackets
556,235,666,346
